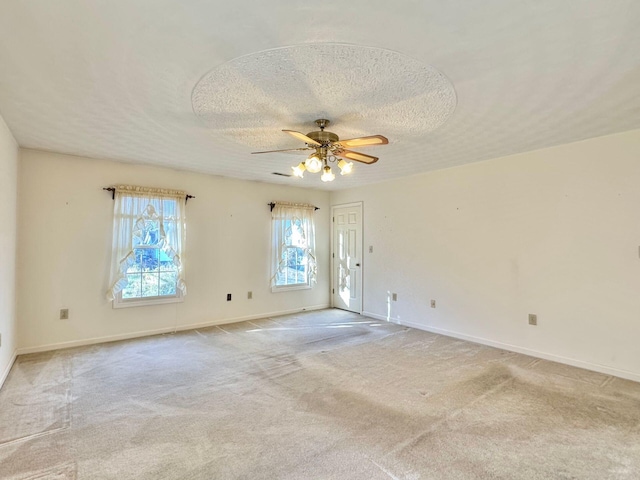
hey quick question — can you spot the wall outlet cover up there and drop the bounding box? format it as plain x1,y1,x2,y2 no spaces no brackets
431,300,436,308
528,314,537,325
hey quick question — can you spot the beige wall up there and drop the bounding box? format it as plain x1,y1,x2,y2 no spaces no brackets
332,129,640,381
17,150,331,352
0,114,18,386
13,128,640,381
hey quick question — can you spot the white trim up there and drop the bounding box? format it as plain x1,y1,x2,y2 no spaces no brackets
363,311,640,384
113,292,184,309
331,201,364,209
0,349,18,390
271,283,312,293
16,304,331,355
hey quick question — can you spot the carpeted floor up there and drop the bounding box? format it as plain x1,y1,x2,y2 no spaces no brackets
1,309,639,479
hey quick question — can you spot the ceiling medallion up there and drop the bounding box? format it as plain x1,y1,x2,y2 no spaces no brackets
192,43,457,151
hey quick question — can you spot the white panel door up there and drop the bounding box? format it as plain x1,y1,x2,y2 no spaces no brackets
332,203,363,313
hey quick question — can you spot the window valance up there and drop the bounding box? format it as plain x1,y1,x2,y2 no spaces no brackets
113,185,187,199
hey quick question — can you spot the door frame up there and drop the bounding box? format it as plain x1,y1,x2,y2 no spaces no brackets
330,201,364,313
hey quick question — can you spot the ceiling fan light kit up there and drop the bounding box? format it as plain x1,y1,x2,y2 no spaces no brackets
254,119,388,183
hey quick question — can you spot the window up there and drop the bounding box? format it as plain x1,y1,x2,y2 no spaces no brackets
271,202,317,291
106,186,187,307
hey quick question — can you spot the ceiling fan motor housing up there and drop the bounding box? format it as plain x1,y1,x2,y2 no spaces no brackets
306,130,339,144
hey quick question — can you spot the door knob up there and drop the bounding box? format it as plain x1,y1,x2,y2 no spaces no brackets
356,263,361,267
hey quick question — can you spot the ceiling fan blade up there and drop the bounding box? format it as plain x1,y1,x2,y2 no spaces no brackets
336,135,389,148
283,130,322,146
251,147,314,154
336,149,379,164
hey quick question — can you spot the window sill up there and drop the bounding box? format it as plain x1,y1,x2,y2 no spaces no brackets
113,295,184,309
271,284,312,293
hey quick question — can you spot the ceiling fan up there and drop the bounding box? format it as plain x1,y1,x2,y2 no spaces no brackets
252,119,388,182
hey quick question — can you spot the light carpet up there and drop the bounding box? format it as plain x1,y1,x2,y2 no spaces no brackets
1,309,639,479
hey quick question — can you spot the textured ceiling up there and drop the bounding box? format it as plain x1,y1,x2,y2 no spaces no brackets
0,1,639,190
192,44,457,147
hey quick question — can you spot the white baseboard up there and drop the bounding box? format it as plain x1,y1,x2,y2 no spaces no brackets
17,304,330,355
0,349,18,390
363,311,640,383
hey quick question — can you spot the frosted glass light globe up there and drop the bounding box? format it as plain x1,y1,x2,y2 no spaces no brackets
321,166,335,182
338,159,353,175
305,155,323,173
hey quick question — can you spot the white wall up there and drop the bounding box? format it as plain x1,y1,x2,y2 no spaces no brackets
332,129,640,381
0,113,18,387
17,149,330,352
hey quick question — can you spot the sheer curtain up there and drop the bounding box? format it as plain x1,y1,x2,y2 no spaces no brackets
271,202,317,288
106,185,187,301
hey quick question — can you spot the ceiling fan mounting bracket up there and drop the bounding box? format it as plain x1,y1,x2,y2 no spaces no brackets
315,119,330,130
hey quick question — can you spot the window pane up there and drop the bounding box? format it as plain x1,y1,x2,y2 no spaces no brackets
158,249,177,272
126,259,142,274
141,273,159,297
122,274,142,299
133,218,161,247
159,271,177,296
137,248,159,272
276,246,308,286
144,220,160,246
296,266,307,284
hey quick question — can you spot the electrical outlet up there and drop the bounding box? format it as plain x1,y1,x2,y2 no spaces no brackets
60,308,69,320
392,293,397,301
528,314,537,326
431,300,436,308
247,291,252,299
227,293,232,301
369,246,373,253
